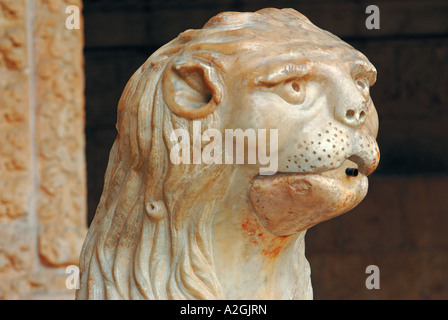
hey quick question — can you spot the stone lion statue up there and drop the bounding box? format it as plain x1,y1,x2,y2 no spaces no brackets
77,8,379,300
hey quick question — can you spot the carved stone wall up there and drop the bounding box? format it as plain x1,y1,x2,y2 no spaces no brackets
0,0,86,299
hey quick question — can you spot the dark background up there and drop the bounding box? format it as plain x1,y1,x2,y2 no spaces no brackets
82,0,448,299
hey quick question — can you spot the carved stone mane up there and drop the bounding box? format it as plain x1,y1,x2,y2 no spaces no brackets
77,8,379,300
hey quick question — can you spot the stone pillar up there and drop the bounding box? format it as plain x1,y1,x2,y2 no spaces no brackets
0,0,86,299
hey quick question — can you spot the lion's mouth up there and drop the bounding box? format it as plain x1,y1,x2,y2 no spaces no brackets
313,158,365,188
347,152,377,177
248,159,369,236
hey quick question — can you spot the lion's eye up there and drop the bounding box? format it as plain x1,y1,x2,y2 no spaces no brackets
276,80,306,105
355,78,370,98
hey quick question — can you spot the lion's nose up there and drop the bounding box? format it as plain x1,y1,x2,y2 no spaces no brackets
334,85,368,128
335,101,368,128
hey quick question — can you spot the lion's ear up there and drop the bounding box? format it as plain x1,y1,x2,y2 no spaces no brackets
162,60,223,119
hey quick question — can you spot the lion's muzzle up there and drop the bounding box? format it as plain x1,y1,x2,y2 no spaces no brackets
248,159,370,236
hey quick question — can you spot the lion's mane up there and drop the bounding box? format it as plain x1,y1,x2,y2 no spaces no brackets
77,8,357,300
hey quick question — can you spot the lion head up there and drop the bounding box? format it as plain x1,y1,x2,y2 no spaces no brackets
77,8,379,300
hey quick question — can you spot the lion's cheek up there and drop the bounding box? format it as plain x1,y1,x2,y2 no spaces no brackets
249,173,368,236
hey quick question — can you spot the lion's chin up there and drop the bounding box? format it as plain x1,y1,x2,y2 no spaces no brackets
248,159,368,236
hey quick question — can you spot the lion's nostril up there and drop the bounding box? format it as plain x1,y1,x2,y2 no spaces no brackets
346,109,355,119
344,108,367,125
359,110,366,121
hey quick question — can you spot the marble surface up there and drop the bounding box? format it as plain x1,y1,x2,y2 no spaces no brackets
77,8,379,300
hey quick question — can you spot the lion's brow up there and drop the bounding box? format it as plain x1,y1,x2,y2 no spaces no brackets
351,60,377,85
254,62,312,85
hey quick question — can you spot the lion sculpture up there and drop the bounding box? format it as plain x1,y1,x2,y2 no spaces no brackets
77,8,380,300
